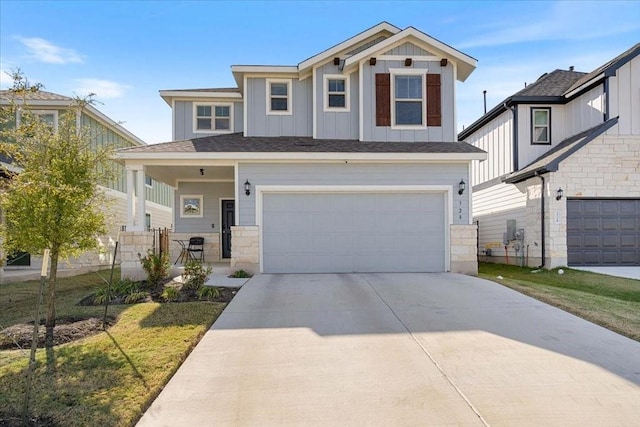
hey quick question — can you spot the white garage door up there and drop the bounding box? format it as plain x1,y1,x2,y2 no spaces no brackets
262,192,446,273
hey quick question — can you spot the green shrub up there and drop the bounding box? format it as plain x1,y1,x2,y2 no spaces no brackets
162,286,180,302
93,278,148,305
197,286,220,301
230,269,251,278
183,259,213,290
138,250,170,286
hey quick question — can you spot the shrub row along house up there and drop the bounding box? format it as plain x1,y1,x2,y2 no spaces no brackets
0,90,173,282
460,43,639,268
117,22,487,278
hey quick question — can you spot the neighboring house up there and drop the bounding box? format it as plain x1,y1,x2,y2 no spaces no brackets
459,44,639,268
0,90,174,276
117,22,486,277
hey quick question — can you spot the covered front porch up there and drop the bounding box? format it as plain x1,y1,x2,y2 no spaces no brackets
120,161,258,280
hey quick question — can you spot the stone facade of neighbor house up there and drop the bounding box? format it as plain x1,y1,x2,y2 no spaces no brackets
460,44,639,268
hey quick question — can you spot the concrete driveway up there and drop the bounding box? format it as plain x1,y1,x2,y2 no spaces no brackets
137,273,640,426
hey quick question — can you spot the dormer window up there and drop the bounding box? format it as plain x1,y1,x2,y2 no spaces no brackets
194,104,232,133
531,108,551,144
267,79,292,115
324,75,349,111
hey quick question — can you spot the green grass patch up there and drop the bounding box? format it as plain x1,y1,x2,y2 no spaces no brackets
479,262,640,341
0,270,226,426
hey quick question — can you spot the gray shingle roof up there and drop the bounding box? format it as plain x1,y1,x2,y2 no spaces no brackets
514,69,586,97
120,133,485,155
0,89,73,101
504,118,618,184
565,43,640,94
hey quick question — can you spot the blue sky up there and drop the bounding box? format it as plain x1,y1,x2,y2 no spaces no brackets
1,1,639,144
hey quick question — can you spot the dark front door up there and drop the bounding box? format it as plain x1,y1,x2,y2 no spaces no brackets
222,200,235,258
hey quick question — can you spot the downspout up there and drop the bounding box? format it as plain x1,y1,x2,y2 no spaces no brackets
535,172,545,268
504,102,518,170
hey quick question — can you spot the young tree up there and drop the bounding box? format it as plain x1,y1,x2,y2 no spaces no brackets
0,72,114,347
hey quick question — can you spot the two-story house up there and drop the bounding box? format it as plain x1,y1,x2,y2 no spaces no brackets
0,89,174,280
459,44,639,268
117,22,486,277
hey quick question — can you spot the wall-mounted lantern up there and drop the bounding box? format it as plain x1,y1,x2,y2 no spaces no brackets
556,188,564,201
244,180,251,196
458,179,466,195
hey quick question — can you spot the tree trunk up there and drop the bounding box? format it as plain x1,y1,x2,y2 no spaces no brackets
44,250,59,349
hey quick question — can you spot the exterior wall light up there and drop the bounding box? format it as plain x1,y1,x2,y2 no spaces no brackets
244,179,251,196
458,179,466,195
199,168,204,176
556,188,563,201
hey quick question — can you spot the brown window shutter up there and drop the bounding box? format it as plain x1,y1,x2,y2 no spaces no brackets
426,73,441,127
375,73,391,126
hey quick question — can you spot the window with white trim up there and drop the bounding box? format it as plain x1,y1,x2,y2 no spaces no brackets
324,75,349,111
388,69,427,129
18,110,59,131
266,79,292,115
145,213,152,231
531,108,551,144
193,104,232,133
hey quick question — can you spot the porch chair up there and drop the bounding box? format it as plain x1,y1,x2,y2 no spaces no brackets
187,237,205,262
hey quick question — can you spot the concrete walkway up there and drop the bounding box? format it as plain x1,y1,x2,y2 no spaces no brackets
572,266,640,280
137,273,640,426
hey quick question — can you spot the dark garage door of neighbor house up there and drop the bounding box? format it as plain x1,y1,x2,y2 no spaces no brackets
567,199,640,266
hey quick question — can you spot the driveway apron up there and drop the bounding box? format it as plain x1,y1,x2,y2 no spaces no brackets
137,273,640,427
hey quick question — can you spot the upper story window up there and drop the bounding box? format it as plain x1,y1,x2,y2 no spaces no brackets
18,110,59,131
324,75,349,111
194,104,232,133
266,79,292,115
394,75,424,126
145,175,153,187
531,107,551,144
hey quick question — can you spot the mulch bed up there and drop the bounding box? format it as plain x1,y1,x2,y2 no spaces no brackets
0,412,58,427
1,282,239,351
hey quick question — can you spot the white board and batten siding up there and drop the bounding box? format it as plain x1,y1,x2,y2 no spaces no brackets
564,86,606,137
464,110,513,186
607,54,640,136
473,183,526,256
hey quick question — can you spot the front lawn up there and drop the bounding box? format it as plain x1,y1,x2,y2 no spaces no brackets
478,262,640,341
0,270,227,426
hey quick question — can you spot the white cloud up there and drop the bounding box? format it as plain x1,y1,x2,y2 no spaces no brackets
16,36,84,64
458,2,640,49
74,78,131,99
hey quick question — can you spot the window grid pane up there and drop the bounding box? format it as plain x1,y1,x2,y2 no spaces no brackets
215,118,230,130
328,79,345,93
396,101,423,125
197,106,212,117
271,98,288,111
395,75,422,99
534,110,548,125
271,83,288,96
197,118,212,130
534,127,548,142
328,94,346,108
215,106,230,117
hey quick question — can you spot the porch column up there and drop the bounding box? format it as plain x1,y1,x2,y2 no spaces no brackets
125,165,136,230
136,165,146,231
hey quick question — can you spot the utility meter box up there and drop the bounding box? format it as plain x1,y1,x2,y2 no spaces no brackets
515,229,525,241
506,220,516,241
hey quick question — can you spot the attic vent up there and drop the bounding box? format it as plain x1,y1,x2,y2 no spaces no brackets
569,66,575,71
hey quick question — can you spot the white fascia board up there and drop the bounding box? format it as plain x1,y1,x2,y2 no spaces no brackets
343,28,477,81
563,73,605,98
160,91,242,107
116,151,487,162
231,65,299,74
298,22,401,72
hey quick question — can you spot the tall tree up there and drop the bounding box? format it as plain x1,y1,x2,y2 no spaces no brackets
0,72,114,347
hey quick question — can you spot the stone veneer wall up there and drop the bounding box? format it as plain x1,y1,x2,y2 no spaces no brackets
119,231,154,281
230,226,259,274
450,224,478,275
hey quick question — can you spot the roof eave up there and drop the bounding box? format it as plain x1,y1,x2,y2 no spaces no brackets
116,151,487,162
